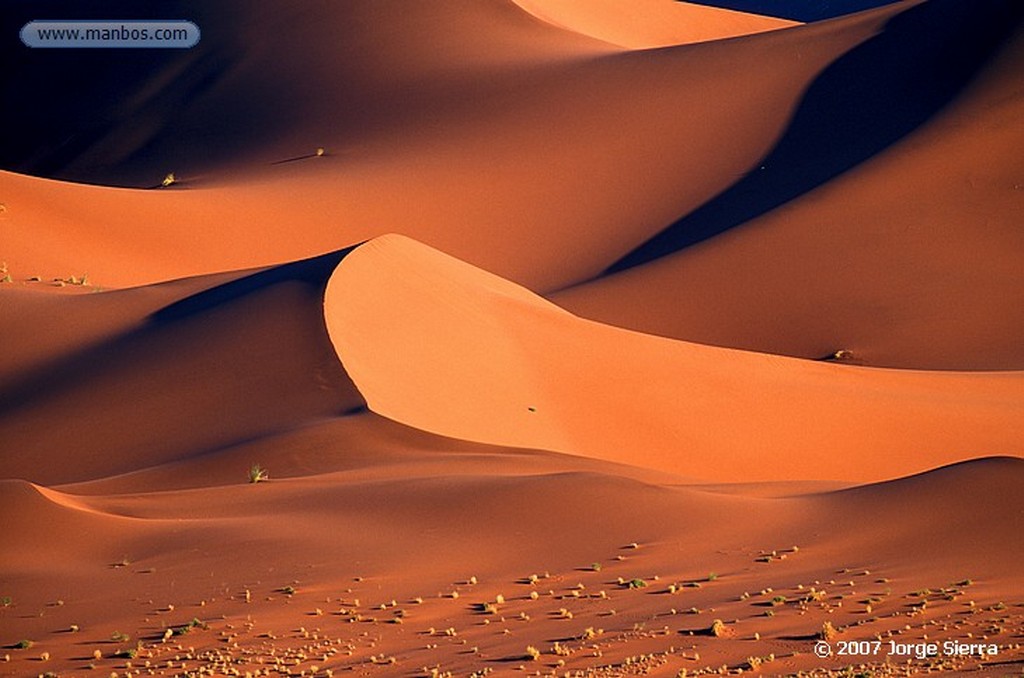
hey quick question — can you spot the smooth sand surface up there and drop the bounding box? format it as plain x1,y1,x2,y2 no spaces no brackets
510,0,799,48
1,1,1021,675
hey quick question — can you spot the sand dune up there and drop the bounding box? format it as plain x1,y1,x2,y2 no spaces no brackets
327,235,1024,483
0,253,363,485
553,0,1024,369
2,404,1020,675
1,0,1021,675
511,0,799,48
1,2,898,292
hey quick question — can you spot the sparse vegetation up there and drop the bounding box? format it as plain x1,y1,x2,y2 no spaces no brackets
249,464,269,484
171,617,205,636
626,578,647,589
161,173,177,187
820,620,838,640
745,653,775,671
805,588,826,602
525,645,541,661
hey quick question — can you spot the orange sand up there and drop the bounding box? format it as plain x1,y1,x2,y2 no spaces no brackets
1,1,1021,675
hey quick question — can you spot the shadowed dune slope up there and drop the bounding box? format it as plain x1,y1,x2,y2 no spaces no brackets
325,235,1024,483
553,0,1024,369
0,253,363,485
807,456,1024,580
0,0,614,184
5,235,1018,489
1,3,900,292
0,0,1021,674
607,0,1023,270
685,0,903,22
0,237,1020,674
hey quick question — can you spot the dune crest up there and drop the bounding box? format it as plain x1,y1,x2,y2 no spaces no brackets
324,235,1024,483
510,0,799,48
0,2,894,293
2,0,1021,673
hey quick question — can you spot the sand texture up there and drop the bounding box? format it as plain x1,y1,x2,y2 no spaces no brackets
1,1,1022,676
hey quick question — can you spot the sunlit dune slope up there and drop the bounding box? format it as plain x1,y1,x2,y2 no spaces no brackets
510,0,798,48
0,2,900,292
4,235,1019,488
1,234,1021,673
553,0,1024,370
0,0,1021,673
325,235,1024,483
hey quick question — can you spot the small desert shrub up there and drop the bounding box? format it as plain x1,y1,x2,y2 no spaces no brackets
249,464,269,484
15,639,33,649
820,621,837,640
805,589,826,602
626,578,647,590
172,618,205,636
745,654,775,671
525,645,541,661
709,619,727,637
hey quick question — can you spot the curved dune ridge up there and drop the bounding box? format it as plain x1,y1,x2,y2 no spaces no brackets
1,0,897,293
1,243,1022,673
327,235,1024,483
1,0,1022,674
510,0,800,48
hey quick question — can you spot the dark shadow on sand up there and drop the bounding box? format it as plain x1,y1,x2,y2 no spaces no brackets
152,246,355,324
679,0,901,23
606,0,1024,274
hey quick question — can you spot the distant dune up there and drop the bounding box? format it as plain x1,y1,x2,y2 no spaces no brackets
1,0,1021,675
510,0,799,48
